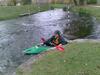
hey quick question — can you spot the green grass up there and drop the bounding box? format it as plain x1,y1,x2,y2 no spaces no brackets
16,42,100,75
0,4,100,21
0,5,49,20
73,6,100,21
0,4,66,20
84,6,100,20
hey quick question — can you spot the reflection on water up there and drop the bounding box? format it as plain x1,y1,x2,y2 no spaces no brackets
0,9,69,75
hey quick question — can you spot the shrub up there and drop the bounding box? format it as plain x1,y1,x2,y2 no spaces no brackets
63,6,67,11
7,0,16,6
87,0,97,4
22,0,31,5
50,6,54,10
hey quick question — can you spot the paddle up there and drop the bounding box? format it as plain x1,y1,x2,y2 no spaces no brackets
41,37,45,43
56,44,64,52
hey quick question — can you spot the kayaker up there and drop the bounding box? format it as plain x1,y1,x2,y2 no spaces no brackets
43,30,68,47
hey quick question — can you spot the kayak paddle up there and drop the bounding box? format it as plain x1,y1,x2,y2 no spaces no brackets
56,44,64,52
41,37,46,43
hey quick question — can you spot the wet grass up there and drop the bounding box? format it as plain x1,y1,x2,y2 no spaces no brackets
16,42,100,75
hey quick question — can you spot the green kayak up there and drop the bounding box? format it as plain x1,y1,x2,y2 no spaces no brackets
24,45,51,54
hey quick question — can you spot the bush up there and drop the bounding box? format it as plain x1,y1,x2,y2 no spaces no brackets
7,0,16,6
63,6,67,11
87,0,97,4
22,0,31,5
78,8,91,17
79,0,85,5
50,6,54,10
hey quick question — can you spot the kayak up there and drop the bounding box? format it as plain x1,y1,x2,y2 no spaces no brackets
24,45,51,54
23,35,68,54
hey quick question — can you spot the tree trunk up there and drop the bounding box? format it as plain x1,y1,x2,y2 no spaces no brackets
13,0,16,5
73,0,78,5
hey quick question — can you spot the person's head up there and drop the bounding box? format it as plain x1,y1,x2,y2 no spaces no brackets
54,30,61,36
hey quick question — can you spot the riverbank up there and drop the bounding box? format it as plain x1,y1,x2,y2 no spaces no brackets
0,4,66,20
1,4,100,21
73,5,100,21
15,39,100,75
0,5,49,20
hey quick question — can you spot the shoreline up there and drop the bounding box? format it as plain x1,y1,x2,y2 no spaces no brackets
13,39,100,75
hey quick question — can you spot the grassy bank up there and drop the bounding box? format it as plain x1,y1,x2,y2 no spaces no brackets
0,5,49,20
0,4,66,20
0,4,100,21
73,6,100,21
16,42,100,75
84,6,100,20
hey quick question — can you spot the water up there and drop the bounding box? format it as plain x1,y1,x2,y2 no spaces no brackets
86,17,100,39
0,9,69,75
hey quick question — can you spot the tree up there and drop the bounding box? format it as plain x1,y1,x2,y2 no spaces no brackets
73,0,78,5
12,0,16,5
8,0,16,6
73,0,87,5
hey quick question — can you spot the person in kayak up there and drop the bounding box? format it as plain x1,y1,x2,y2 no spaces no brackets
43,30,68,47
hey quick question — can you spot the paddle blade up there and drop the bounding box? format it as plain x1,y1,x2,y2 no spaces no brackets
41,38,45,43
56,44,64,52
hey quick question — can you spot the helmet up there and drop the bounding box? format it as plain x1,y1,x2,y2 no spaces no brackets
54,30,61,35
